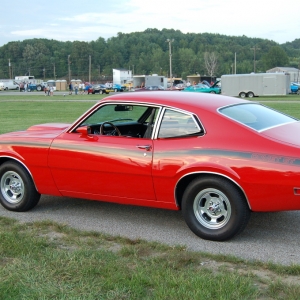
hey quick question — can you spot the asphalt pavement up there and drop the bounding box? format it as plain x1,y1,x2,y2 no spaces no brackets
0,195,299,266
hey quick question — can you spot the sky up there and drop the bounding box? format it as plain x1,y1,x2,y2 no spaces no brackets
1,0,300,47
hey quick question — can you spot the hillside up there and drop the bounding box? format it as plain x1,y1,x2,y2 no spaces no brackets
0,28,299,81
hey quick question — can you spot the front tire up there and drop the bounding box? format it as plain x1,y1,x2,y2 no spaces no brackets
0,161,41,212
239,92,246,98
182,176,250,241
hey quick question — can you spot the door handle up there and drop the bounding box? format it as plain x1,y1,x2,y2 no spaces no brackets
136,145,152,151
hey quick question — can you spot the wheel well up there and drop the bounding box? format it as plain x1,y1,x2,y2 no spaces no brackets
0,157,12,166
175,173,249,209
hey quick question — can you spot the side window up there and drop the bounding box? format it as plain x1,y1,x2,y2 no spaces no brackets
158,109,202,138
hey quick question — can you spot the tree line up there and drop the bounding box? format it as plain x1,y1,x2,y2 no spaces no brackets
0,28,299,82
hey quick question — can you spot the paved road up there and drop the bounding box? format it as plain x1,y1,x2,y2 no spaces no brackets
1,195,299,266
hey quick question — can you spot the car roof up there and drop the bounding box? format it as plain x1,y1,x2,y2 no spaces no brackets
100,91,249,113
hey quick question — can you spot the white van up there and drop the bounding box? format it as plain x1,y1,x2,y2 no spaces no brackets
4,80,20,90
0,82,4,91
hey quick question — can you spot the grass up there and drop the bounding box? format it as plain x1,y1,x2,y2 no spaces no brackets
1,94,300,298
2,216,300,300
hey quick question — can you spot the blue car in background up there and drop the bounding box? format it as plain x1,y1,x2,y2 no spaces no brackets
113,84,126,92
291,83,300,94
182,81,221,94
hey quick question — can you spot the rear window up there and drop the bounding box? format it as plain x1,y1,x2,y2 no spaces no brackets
219,103,297,131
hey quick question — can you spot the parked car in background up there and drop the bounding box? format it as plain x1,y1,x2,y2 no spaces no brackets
135,85,165,92
182,81,221,94
112,84,126,92
290,83,300,94
87,84,109,94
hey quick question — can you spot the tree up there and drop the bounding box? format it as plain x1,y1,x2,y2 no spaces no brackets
204,52,218,78
261,46,289,70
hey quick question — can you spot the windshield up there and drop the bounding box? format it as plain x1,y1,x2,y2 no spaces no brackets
219,103,297,131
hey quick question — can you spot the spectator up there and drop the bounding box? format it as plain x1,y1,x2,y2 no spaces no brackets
69,82,73,95
74,83,79,95
81,82,85,94
44,86,48,96
50,86,54,96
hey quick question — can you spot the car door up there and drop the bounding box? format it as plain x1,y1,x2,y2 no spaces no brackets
151,108,204,204
48,104,156,202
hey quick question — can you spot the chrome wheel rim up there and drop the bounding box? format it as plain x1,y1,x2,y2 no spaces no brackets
1,171,25,204
193,188,231,229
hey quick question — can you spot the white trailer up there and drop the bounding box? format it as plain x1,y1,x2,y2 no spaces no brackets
221,73,290,98
133,75,167,89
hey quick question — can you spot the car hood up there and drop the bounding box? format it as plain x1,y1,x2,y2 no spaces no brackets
0,123,71,140
261,121,300,147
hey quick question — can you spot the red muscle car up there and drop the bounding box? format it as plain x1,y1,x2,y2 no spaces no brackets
1,92,300,241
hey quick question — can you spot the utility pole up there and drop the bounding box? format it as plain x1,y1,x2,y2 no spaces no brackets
166,39,174,86
53,63,56,80
251,46,260,73
8,59,11,79
68,55,71,82
89,55,91,83
43,68,45,80
234,52,237,74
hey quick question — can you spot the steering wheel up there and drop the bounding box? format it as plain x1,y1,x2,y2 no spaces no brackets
100,122,121,136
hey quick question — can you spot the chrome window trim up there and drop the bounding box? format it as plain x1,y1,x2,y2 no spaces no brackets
153,106,205,139
68,100,206,139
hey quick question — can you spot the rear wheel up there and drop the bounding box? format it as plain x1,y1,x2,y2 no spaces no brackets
114,88,118,92
182,176,250,241
209,91,216,94
247,91,254,98
0,161,40,212
36,85,42,91
239,92,246,98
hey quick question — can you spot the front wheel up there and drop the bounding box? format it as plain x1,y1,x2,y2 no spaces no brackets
182,176,250,241
0,161,41,212
209,91,216,94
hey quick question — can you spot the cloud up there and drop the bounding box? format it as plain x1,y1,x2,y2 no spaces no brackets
0,0,300,46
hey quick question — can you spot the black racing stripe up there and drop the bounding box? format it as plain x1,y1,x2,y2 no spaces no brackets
154,149,300,167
